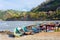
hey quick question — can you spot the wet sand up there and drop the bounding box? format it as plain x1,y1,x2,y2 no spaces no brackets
0,32,60,40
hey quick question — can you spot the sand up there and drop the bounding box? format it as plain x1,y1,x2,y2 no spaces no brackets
0,32,60,40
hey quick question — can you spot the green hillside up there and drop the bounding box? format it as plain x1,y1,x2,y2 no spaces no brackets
0,0,60,21
31,0,60,12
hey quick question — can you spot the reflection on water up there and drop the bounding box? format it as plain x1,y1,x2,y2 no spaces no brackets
0,21,60,32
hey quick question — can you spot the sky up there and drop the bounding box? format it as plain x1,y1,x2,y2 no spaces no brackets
0,0,46,11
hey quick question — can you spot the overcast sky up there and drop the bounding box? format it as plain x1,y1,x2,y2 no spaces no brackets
0,0,46,11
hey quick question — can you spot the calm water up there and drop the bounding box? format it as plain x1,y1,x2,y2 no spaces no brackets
0,21,60,32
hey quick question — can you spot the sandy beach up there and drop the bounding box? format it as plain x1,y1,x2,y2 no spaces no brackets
0,32,60,40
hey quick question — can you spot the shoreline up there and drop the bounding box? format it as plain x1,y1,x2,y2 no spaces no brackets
0,31,60,40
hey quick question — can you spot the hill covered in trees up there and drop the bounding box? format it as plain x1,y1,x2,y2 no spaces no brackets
0,0,60,21
31,0,60,12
